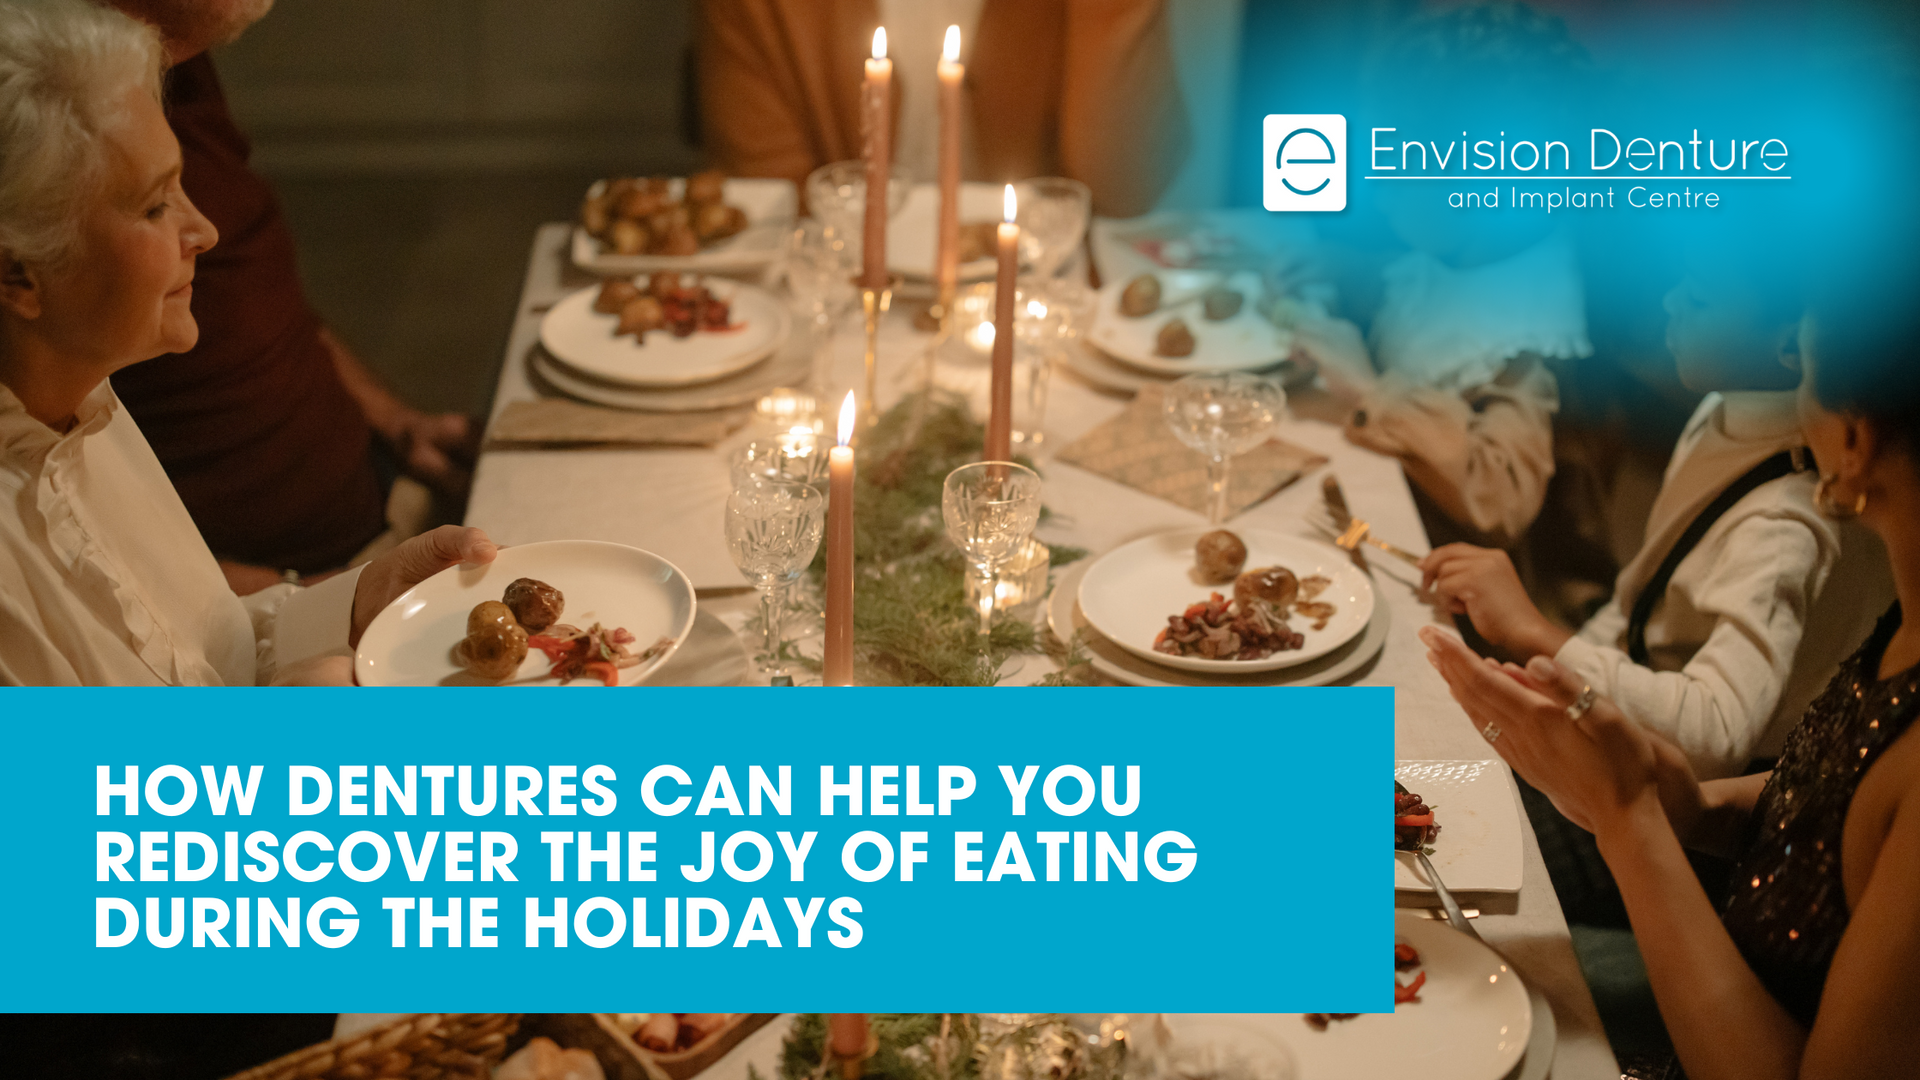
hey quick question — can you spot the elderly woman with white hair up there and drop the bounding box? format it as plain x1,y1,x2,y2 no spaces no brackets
0,0,495,684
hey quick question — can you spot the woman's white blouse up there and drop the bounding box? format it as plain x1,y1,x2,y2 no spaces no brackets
0,381,359,685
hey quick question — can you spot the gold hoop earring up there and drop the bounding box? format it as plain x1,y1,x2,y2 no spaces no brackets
1814,473,1867,519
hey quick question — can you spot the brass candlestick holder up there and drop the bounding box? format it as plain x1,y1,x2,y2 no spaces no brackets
858,276,901,435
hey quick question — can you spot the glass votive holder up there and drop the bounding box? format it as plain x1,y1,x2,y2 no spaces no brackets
730,428,828,489
753,388,822,434
936,280,1067,450
964,537,1051,622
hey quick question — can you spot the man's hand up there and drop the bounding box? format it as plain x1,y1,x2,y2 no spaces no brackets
350,525,498,647
1420,543,1570,660
388,408,480,498
1288,314,1377,407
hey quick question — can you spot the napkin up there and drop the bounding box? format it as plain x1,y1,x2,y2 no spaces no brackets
486,399,751,449
1054,386,1327,517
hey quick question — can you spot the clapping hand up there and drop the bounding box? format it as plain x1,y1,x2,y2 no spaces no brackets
1288,314,1377,407
1419,544,1569,660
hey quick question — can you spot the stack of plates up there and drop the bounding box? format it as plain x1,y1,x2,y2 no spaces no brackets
1048,528,1387,687
1065,269,1299,396
532,279,806,412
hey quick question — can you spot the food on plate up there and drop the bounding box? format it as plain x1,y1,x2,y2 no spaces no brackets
957,220,1000,263
496,1036,605,1080
528,623,676,686
1395,787,1441,852
595,278,643,315
1234,565,1299,610
612,1012,739,1053
1194,529,1248,583
1154,591,1303,661
1119,273,1161,316
467,599,518,636
581,170,750,257
1293,573,1335,629
617,295,666,337
599,274,739,342
1305,943,1425,1030
456,614,529,681
1155,318,1195,357
1394,941,1427,1004
504,577,565,632
1202,286,1244,321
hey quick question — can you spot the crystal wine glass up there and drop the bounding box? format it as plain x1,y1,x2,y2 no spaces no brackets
1162,372,1284,525
1013,176,1092,279
804,160,910,267
724,481,826,679
730,430,829,490
942,462,1043,635
784,218,856,392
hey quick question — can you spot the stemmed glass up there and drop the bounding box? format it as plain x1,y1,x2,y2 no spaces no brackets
942,462,1043,635
784,219,856,392
1162,372,1284,525
804,160,911,267
1013,176,1093,279
724,481,826,679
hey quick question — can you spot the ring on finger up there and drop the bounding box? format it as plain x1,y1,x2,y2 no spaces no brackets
1565,684,1597,721
1481,721,1502,744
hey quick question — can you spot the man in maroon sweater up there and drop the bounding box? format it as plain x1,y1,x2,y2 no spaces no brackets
107,0,476,591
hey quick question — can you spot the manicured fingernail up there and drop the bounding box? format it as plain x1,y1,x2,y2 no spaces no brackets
1527,656,1556,678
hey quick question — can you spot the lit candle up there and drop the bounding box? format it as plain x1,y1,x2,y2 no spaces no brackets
985,183,1018,461
824,392,857,686
861,27,892,289
935,25,963,307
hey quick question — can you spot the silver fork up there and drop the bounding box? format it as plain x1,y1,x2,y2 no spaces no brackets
1399,779,1482,941
1307,505,1425,567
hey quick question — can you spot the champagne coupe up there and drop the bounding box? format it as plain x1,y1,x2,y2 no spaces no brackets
1162,372,1284,525
1013,176,1093,279
724,481,826,679
942,462,1044,635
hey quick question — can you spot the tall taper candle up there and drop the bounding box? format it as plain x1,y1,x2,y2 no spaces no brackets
985,183,1018,461
861,28,892,289
935,25,963,307
824,392,857,685
828,1014,870,1079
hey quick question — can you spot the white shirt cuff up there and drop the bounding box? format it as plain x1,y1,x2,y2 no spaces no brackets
273,564,366,670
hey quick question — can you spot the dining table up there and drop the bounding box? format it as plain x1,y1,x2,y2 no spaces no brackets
461,218,1622,1080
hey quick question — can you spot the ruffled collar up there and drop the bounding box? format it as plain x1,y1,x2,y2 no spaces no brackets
0,379,119,465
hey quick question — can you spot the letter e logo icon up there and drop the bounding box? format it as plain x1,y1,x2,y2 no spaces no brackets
1264,114,1346,211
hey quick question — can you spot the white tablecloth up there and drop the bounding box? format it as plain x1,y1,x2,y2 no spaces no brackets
464,223,1619,1079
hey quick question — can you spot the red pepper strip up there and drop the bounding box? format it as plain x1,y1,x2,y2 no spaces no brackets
1395,813,1434,828
1394,970,1427,1004
527,635,572,661
583,660,620,687
1394,942,1421,968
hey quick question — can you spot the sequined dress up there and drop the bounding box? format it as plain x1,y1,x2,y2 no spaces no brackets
1720,603,1920,1026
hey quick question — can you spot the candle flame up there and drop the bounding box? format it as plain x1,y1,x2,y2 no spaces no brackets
872,26,887,60
943,25,961,63
837,391,857,446
1003,183,1017,223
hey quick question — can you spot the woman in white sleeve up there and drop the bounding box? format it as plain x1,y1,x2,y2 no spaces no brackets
0,0,494,685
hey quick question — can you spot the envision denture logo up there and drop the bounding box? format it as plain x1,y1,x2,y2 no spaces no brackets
1263,114,1348,212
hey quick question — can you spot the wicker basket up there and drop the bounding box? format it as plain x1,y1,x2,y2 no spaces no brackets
222,1013,522,1080
532,1014,779,1080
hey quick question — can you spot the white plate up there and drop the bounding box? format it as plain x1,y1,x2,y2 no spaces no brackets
571,177,797,275
1259,913,1533,1080
539,280,789,388
528,331,811,414
1087,270,1293,376
1047,558,1388,687
1076,529,1375,674
1395,760,1525,894
886,181,1042,281
354,540,696,687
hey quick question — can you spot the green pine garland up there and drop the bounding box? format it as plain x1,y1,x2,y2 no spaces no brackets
800,392,1085,687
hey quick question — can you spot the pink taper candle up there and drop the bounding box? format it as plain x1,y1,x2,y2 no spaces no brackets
861,27,892,289
985,183,1018,461
828,1013,870,1078
935,25,963,303
824,392,857,686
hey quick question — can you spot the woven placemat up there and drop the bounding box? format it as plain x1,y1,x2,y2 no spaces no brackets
486,398,750,448
1055,385,1326,516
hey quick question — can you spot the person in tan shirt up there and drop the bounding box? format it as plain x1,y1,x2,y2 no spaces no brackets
696,0,1190,217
